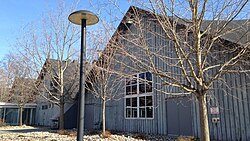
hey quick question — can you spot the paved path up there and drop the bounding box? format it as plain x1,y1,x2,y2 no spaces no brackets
0,127,48,134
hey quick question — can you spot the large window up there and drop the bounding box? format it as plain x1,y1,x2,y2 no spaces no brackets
125,72,153,119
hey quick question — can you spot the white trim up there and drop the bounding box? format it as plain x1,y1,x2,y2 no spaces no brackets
124,72,154,119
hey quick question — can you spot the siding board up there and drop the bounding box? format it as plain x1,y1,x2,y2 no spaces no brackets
219,85,225,141
223,74,231,140
242,73,250,140
84,9,250,141
237,73,246,140
228,74,236,140
232,74,241,140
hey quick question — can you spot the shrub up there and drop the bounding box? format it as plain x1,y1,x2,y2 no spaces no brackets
57,130,77,137
0,119,6,126
67,130,77,137
101,130,112,138
177,136,197,141
134,133,148,140
57,130,67,135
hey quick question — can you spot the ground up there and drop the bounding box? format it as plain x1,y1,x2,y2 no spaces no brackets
0,126,176,141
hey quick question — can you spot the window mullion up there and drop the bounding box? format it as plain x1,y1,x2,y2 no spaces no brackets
125,72,153,119
137,74,139,118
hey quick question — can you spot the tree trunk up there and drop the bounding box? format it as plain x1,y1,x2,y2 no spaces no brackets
19,107,23,126
59,103,64,130
102,99,106,134
197,94,210,141
59,68,64,130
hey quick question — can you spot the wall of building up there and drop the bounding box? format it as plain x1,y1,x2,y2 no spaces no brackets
84,9,250,141
0,103,36,126
35,102,74,127
35,102,58,126
85,72,250,140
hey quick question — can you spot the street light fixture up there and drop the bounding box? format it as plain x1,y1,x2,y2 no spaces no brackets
68,10,99,141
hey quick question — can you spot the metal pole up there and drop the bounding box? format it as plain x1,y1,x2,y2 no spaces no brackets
77,18,86,141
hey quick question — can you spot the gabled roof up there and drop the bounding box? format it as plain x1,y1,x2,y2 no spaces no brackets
35,58,81,101
36,58,79,81
201,20,249,45
112,6,249,46
86,6,249,90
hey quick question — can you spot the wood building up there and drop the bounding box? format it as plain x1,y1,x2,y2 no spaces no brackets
84,6,250,141
35,59,78,128
0,102,36,126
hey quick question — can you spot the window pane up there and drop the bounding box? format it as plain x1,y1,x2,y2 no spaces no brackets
131,85,137,94
126,86,130,95
146,107,153,118
146,72,152,81
5,108,18,125
132,97,137,107
126,78,130,85
132,108,137,117
139,108,145,118
131,76,137,85
145,82,152,93
139,97,145,106
139,73,145,79
139,84,145,94
146,96,153,106
139,73,145,84
126,108,131,118
126,98,131,106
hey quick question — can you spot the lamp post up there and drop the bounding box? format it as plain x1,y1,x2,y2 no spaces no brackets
68,10,98,141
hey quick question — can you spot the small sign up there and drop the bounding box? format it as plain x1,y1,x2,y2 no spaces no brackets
210,107,219,114
212,117,220,123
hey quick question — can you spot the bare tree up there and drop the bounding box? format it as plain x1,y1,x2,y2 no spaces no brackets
91,1,249,140
15,1,80,130
1,53,36,126
86,44,125,135
0,62,11,102
11,77,35,126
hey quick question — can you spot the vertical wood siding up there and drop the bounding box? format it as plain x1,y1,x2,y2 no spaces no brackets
84,12,250,141
192,72,250,140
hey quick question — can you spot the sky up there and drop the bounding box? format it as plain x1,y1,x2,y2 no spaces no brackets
0,0,130,60
2,1,247,60
0,1,54,59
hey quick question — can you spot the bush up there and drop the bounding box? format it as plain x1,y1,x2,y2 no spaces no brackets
101,130,112,138
0,119,6,126
134,133,148,140
177,136,197,141
57,130,67,135
67,130,77,137
57,130,77,137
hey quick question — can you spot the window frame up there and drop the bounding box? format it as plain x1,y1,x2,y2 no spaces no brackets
124,72,154,119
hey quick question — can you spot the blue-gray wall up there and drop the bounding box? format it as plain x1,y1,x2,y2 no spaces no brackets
84,7,250,141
